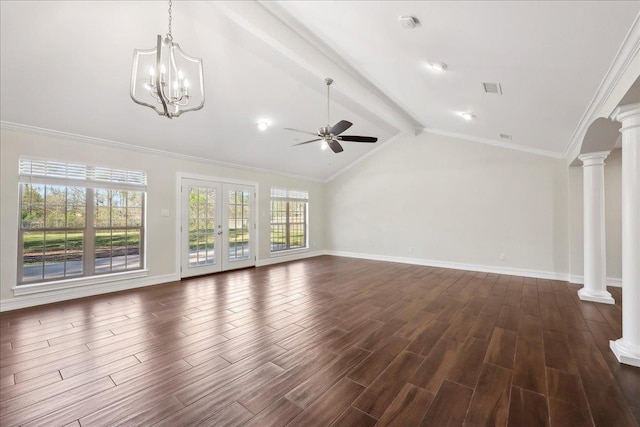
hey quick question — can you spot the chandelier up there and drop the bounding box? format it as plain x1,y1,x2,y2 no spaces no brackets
130,0,204,118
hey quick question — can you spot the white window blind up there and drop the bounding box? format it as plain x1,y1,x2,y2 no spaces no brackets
270,187,308,200
19,159,147,191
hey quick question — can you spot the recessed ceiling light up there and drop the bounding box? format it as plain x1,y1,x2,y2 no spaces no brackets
458,112,474,121
257,121,269,131
399,16,420,29
427,61,448,72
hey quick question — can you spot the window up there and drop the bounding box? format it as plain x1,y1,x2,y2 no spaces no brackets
94,189,144,274
18,159,146,285
270,187,308,252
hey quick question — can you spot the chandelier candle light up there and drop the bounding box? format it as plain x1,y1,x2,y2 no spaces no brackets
130,0,204,118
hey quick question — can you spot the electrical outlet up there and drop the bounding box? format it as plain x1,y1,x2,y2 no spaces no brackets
499,253,506,261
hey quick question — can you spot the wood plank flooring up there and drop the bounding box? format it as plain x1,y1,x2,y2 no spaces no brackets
0,255,638,426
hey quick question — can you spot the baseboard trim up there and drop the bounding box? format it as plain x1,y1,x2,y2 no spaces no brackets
325,251,571,281
0,253,622,311
326,251,627,287
0,273,180,312
256,250,326,267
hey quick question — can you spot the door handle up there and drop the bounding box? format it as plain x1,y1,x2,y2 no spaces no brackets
217,231,223,235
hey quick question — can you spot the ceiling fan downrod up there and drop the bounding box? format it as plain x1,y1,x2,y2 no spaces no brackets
325,77,333,128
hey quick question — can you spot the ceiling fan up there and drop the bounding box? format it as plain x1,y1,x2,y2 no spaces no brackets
285,78,378,153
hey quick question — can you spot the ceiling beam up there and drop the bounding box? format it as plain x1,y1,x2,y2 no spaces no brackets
209,0,418,136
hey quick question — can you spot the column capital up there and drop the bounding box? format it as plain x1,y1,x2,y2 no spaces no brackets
611,102,640,127
578,151,610,166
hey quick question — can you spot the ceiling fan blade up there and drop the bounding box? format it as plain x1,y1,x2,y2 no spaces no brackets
293,138,321,146
284,127,319,137
338,135,378,143
329,120,352,136
328,139,344,153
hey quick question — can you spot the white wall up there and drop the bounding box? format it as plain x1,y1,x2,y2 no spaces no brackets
568,148,623,283
1,126,624,310
326,131,570,278
0,127,325,307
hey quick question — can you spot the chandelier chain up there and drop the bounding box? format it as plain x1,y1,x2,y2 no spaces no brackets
167,0,173,40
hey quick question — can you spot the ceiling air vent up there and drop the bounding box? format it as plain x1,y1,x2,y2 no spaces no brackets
500,133,512,140
482,82,502,94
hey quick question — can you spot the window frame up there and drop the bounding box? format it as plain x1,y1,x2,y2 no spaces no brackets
18,183,89,284
17,158,147,287
270,187,309,254
92,188,145,275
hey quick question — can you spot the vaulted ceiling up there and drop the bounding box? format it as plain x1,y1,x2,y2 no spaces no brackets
1,1,638,181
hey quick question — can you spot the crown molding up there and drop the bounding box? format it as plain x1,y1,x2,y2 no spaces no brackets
425,128,564,159
0,121,325,183
562,12,640,161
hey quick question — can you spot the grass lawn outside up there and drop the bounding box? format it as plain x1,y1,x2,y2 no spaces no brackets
23,228,306,264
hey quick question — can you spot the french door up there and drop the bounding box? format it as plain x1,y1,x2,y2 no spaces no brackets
180,178,255,278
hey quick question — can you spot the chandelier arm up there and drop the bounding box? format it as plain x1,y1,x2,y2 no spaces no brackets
155,35,170,117
169,45,181,101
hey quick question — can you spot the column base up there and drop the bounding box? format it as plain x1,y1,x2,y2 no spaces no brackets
610,339,640,367
577,288,615,304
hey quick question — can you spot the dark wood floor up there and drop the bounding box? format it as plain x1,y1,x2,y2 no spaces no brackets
0,256,638,426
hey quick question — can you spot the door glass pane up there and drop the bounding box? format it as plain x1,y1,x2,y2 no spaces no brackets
227,189,250,262
189,186,216,267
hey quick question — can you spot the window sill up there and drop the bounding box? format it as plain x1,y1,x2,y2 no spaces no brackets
270,248,309,258
13,270,149,296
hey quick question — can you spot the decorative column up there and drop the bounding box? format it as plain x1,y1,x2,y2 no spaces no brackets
578,151,614,304
610,102,640,368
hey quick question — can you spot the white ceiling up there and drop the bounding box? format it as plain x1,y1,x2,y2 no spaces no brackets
1,1,638,181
